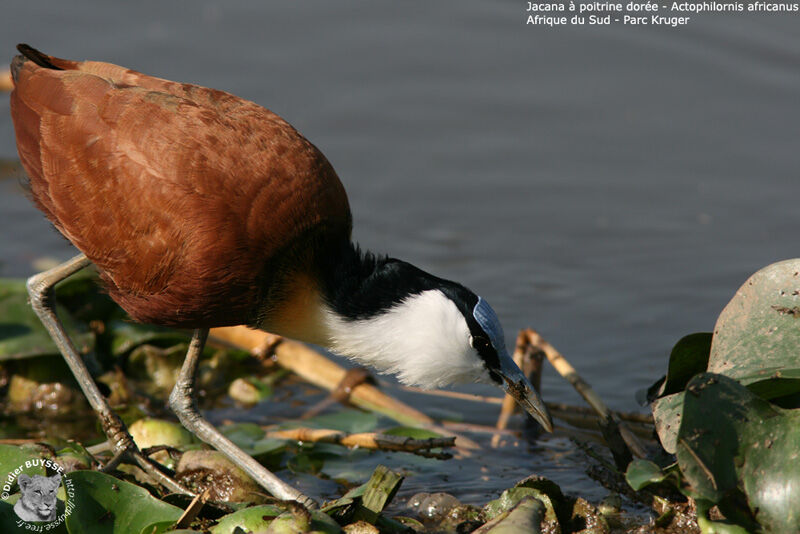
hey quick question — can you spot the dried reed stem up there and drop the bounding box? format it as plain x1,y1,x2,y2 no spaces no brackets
266,428,455,459
522,329,648,459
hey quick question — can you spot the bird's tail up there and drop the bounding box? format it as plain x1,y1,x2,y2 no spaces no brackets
11,44,64,83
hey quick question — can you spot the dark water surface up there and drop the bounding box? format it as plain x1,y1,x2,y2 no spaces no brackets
1,1,799,508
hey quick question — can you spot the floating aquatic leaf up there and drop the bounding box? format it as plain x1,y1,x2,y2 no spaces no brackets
303,410,380,434
0,279,93,361
0,443,48,476
65,470,182,534
661,333,712,396
108,320,190,356
676,373,800,531
625,459,667,491
209,504,283,534
708,259,800,398
653,261,800,453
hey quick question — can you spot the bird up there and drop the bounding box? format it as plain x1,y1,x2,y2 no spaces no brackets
9,44,553,505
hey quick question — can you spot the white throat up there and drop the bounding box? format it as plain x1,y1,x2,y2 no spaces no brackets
323,289,488,388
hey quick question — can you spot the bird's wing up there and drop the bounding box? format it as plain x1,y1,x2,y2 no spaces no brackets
11,55,351,326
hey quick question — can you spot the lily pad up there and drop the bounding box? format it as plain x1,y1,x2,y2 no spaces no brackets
64,470,183,534
0,443,49,477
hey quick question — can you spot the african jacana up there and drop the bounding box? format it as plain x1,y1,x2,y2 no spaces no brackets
10,44,553,505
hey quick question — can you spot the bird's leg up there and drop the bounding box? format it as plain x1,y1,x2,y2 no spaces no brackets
27,254,187,494
169,329,317,508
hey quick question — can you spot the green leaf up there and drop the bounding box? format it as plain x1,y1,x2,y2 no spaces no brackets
676,374,800,531
137,520,177,534
0,279,93,361
708,259,800,398
209,504,283,534
0,499,69,533
303,410,379,434
64,470,182,534
108,321,190,356
625,459,667,491
661,333,712,396
220,423,286,460
653,260,800,453
651,392,683,454
0,444,49,477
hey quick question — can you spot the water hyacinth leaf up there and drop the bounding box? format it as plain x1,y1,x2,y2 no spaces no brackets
661,333,712,396
65,470,182,534
708,259,800,397
676,374,772,503
0,279,93,361
677,374,800,530
209,504,283,534
625,459,667,491
651,392,683,454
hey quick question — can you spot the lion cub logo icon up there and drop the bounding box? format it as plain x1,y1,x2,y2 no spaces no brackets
13,473,61,522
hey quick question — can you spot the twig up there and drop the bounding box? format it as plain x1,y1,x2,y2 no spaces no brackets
523,329,648,459
266,428,455,459
175,487,210,529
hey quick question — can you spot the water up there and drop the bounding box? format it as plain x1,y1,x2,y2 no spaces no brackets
1,0,799,509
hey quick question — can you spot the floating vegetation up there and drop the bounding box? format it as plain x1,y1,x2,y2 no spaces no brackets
1,259,799,531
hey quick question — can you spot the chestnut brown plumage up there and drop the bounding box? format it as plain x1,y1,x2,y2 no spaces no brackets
11,47,351,328
11,44,553,507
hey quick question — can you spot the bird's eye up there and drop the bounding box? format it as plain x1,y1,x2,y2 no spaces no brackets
470,335,491,351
